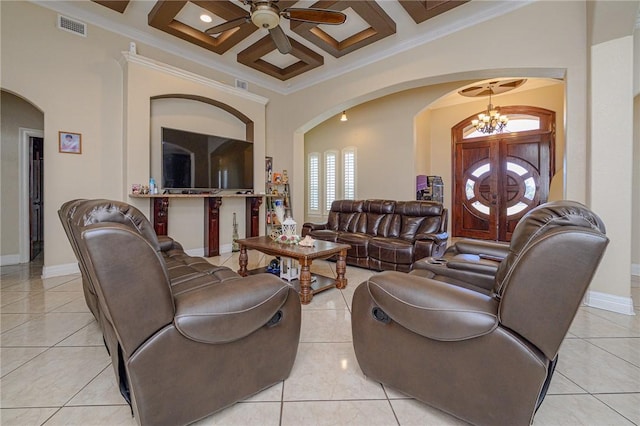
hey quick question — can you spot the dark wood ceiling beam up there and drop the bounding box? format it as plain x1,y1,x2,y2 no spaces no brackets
399,0,469,24
238,35,323,81
92,1,130,14
290,1,395,58
148,0,257,55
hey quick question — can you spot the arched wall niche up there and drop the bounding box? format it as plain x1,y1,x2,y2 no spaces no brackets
151,94,254,142
122,53,268,252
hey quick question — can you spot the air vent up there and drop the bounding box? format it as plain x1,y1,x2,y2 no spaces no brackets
235,79,249,91
58,15,87,37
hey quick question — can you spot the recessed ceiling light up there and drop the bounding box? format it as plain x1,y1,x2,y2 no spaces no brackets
200,14,212,23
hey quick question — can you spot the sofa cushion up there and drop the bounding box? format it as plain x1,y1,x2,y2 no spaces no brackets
396,201,444,239
327,200,363,232
309,229,339,242
400,216,426,240
417,216,444,234
368,237,414,265
337,232,371,258
363,199,395,214
396,200,443,217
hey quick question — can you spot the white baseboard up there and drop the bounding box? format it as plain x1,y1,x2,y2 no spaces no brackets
0,254,22,266
42,262,80,279
185,248,205,257
584,290,636,316
184,244,232,258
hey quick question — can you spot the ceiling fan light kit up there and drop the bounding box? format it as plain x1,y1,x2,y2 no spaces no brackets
251,4,280,29
204,0,347,55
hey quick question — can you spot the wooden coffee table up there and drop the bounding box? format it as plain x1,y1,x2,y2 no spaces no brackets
236,236,351,304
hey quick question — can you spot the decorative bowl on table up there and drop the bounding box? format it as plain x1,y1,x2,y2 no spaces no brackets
271,234,301,244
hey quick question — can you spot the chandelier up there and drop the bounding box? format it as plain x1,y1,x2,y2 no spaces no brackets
471,90,508,134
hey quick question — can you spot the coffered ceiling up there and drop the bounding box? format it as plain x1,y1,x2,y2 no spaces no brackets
35,0,533,94
100,0,469,81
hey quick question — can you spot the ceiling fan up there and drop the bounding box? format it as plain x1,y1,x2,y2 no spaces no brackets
205,0,347,55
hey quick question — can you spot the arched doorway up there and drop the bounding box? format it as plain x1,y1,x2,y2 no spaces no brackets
451,106,555,241
1,89,45,264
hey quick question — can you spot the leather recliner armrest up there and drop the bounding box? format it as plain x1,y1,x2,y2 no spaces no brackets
365,271,499,341
174,274,295,344
157,235,177,252
302,222,327,231
413,232,448,244
446,254,501,275
450,239,510,260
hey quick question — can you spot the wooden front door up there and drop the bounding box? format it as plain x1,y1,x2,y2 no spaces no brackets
452,106,555,241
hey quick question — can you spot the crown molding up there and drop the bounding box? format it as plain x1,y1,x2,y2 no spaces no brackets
120,51,269,105
30,0,284,93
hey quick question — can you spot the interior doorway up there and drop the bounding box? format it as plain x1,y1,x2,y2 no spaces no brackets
29,137,44,260
19,128,44,264
451,106,555,242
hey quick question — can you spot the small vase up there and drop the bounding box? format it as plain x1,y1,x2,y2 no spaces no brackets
274,205,285,225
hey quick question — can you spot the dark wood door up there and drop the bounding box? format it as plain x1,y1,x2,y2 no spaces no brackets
453,139,498,240
498,133,551,241
29,137,44,260
452,106,555,242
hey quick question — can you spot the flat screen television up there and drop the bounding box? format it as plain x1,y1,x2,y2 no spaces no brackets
161,127,254,191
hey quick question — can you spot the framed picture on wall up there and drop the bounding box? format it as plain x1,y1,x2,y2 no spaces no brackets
265,156,273,183
59,131,82,154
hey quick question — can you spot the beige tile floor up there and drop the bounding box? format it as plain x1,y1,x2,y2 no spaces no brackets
1,252,639,425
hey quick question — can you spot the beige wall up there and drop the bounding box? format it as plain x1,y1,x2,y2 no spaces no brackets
633,24,640,277
633,95,640,276
0,91,44,260
264,1,588,229
304,82,565,227
588,35,635,307
1,1,637,309
304,83,466,220
2,2,125,269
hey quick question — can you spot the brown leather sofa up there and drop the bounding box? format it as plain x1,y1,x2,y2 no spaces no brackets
301,199,448,272
59,199,301,426
351,201,608,425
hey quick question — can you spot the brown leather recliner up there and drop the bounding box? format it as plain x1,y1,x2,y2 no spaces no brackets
351,201,609,425
59,199,245,376
413,238,511,293
60,199,301,426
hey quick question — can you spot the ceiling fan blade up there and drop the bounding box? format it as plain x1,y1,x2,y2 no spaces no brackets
282,8,347,25
269,26,292,54
205,16,250,35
